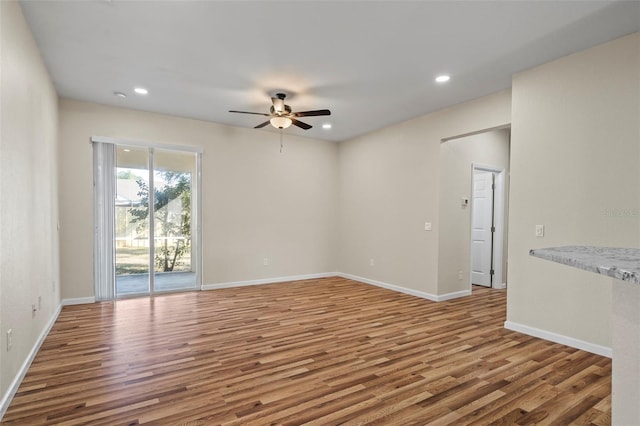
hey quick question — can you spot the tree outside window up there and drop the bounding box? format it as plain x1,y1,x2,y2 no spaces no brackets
129,171,192,272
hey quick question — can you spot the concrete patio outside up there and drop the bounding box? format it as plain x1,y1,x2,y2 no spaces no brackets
116,271,197,296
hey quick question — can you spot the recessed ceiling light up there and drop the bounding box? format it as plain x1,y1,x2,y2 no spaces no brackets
435,75,450,83
123,149,131,152
134,87,148,95
322,123,332,129
113,91,127,98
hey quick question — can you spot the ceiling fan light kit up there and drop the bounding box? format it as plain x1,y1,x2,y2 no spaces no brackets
229,92,330,131
270,116,292,129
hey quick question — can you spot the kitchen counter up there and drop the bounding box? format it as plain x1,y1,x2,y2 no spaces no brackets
530,245,640,424
530,246,640,284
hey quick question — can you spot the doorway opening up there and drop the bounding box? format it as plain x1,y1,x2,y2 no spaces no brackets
437,126,510,297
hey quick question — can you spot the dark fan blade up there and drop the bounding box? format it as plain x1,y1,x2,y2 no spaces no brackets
229,110,271,116
271,97,285,114
291,118,312,130
254,120,271,129
292,109,331,117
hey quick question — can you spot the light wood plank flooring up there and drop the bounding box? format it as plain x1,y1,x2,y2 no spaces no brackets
2,277,611,425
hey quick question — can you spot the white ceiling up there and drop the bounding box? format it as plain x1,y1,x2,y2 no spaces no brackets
20,1,640,142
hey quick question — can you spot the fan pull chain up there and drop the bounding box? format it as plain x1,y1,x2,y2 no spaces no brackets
280,129,284,153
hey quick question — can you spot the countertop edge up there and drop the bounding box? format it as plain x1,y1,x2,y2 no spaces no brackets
530,246,640,285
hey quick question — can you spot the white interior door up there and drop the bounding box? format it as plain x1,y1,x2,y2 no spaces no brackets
471,170,494,287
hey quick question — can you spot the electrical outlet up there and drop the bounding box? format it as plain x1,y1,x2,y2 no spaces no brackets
370,258,375,266
535,224,545,237
7,329,12,351
424,222,432,231
458,270,463,280
263,258,269,266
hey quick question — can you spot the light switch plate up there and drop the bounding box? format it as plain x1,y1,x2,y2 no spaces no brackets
535,224,544,237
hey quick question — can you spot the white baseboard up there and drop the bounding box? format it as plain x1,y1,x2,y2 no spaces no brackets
437,289,473,301
504,320,612,358
0,303,62,420
62,297,96,306
493,282,507,290
202,272,337,291
202,272,471,303
337,273,470,302
203,271,471,303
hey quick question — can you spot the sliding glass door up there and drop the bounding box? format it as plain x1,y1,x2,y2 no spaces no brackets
112,145,199,297
151,149,197,293
115,146,151,295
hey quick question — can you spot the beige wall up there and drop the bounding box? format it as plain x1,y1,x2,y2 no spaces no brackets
0,0,60,403
64,90,511,304
438,129,510,294
337,90,511,296
507,33,640,348
58,100,339,299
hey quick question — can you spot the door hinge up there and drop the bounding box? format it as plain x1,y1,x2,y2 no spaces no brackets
492,183,495,190
491,226,495,233
490,269,495,276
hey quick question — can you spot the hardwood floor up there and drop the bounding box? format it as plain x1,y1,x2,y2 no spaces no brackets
2,277,611,425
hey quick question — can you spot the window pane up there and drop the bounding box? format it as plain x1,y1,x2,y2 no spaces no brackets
115,146,151,296
152,149,197,291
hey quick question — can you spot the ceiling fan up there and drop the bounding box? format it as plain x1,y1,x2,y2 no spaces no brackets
229,93,331,130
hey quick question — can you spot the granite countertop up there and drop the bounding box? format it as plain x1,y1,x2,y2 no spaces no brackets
530,246,640,284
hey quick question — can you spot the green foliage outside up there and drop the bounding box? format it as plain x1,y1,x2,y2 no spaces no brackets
115,247,150,275
117,170,138,180
129,171,191,272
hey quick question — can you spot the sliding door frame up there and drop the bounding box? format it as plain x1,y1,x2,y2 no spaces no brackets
148,148,156,296
92,136,203,299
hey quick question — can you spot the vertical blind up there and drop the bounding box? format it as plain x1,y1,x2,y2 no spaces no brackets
93,141,116,301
